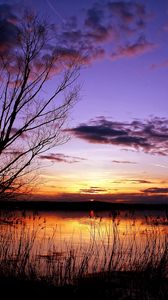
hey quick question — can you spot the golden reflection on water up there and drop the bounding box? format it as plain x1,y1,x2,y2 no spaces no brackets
11,209,167,247
0,209,167,275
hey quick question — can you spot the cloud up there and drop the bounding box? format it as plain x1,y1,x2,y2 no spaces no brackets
111,37,156,59
0,2,156,67
0,5,86,73
4,150,23,156
85,6,104,29
107,1,147,26
67,116,168,156
142,187,168,194
35,191,168,204
153,164,167,169
151,59,168,70
10,127,28,139
0,4,18,53
39,153,86,163
84,6,115,43
111,179,152,184
84,1,148,45
112,160,137,164
53,47,82,61
127,179,152,184
163,22,168,32
86,25,115,43
79,186,108,194
57,1,155,64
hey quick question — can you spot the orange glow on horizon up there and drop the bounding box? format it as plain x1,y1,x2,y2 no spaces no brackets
31,173,168,198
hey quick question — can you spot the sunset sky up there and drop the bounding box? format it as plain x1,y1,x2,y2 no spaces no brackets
2,0,168,203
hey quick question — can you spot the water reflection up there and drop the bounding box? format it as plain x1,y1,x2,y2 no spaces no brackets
0,209,167,245
0,209,167,277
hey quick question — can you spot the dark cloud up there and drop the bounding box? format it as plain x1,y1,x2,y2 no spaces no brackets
84,5,115,43
4,150,23,156
142,187,168,194
111,37,156,60
54,45,105,65
54,47,81,60
0,4,18,53
67,117,168,156
112,179,152,184
112,160,137,164
0,2,155,65
10,127,28,139
86,25,114,43
83,1,149,45
39,153,86,163
127,179,152,184
107,1,146,26
85,6,104,29
80,186,108,194
35,192,168,204
0,4,85,70
57,1,155,63
58,21,107,64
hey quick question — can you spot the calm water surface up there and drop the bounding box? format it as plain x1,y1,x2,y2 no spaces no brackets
1,209,167,246
0,209,167,273
0,211,168,266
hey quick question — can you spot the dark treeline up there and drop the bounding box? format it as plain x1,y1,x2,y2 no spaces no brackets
0,200,167,211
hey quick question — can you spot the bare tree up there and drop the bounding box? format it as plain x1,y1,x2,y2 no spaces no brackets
0,13,82,198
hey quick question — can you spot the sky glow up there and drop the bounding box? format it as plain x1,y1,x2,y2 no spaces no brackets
1,0,168,203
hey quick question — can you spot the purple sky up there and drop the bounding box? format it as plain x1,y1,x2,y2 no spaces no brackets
1,0,168,203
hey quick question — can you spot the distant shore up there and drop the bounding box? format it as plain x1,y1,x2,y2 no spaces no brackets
0,200,167,211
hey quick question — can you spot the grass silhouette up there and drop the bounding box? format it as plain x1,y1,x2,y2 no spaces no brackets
0,211,167,299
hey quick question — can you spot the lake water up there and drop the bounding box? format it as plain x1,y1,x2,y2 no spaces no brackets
0,209,167,279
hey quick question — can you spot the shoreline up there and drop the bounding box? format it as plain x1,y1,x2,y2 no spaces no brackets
0,200,167,211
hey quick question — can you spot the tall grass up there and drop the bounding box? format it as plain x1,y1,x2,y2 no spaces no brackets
0,212,167,288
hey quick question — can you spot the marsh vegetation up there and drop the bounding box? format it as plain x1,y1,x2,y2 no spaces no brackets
0,209,167,299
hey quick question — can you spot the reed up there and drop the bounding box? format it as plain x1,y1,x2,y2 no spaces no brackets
0,212,167,299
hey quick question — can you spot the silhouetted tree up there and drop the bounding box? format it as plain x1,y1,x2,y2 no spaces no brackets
0,12,81,198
